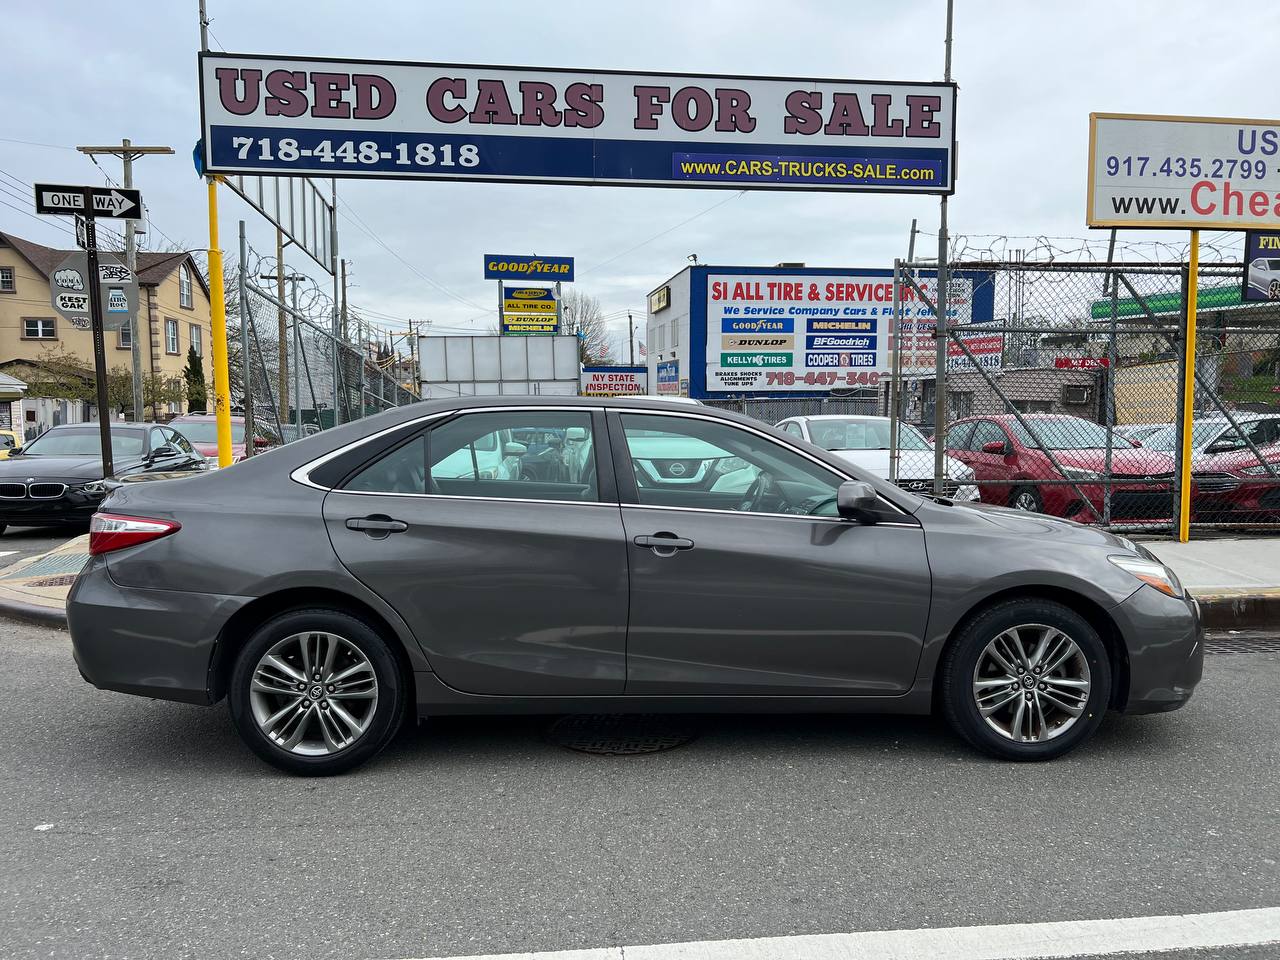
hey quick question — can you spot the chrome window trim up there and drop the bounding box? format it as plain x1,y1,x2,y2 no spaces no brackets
327,489,614,508
621,501,920,528
290,405,605,492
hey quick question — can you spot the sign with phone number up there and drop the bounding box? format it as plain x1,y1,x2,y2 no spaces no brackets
1088,113,1280,229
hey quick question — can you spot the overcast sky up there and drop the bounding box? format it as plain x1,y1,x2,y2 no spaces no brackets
3,1,1277,356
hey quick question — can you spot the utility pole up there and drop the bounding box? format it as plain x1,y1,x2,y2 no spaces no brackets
76,141,174,421
259,266,305,429
628,311,635,366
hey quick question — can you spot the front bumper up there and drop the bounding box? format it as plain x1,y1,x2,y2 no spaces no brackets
1111,583,1204,714
67,555,250,705
0,492,102,525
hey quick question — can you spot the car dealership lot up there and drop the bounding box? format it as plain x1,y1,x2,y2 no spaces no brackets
2,621,1277,960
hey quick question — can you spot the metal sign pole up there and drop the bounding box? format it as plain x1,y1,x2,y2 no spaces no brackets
238,220,255,455
83,215,115,478
1177,231,1200,543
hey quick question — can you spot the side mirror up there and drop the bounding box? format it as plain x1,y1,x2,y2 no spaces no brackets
981,440,1010,455
150,445,177,460
503,441,528,458
836,480,879,523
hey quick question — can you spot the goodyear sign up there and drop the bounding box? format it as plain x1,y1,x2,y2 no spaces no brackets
485,255,574,282
501,284,560,335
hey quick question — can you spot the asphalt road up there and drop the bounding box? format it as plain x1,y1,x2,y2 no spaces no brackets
1,622,1277,960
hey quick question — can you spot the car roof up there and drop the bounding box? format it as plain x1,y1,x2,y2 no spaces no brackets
785,415,889,423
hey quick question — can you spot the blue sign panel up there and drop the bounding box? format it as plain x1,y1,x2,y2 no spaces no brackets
200,55,956,194
721,317,794,334
485,254,574,282
1243,231,1280,301
656,360,680,394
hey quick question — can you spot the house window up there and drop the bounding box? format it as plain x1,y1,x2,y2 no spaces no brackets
179,263,193,309
165,318,180,355
22,318,56,339
189,324,202,357
118,323,132,349
948,390,973,419
0,266,14,292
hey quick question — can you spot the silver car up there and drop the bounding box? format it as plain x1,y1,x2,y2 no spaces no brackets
68,397,1202,776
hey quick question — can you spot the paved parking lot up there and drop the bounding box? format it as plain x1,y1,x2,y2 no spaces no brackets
0,527,80,571
1,621,1277,960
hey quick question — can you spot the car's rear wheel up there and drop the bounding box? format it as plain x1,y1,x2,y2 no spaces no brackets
939,598,1111,760
228,608,406,776
1010,486,1042,513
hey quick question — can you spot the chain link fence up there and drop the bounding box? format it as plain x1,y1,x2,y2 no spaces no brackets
711,259,1280,536
232,235,417,449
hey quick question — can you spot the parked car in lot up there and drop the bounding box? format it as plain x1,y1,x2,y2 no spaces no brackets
168,413,268,468
0,423,203,533
69,397,1202,775
0,429,23,460
1141,413,1280,461
776,414,978,501
946,414,1176,526
1192,440,1280,521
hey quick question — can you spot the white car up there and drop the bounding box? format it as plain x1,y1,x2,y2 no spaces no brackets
776,414,979,501
1247,257,1280,300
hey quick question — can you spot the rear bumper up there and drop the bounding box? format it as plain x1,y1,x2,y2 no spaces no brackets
67,556,249,705
1111,584,1203,714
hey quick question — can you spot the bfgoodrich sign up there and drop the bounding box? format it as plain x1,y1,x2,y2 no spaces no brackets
200,53,955,193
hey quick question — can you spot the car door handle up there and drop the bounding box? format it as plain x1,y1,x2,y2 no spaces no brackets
633,533,694,556
346,516,409,534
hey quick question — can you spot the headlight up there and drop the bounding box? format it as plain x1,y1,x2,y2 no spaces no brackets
1061,466,1101,480
1239,462,1279,476
82,480,108,496
949,464,976,482
1108,555,1184,598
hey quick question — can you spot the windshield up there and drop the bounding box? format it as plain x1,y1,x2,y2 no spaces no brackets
22,428,145,458
1006,418,1135,450
1143,421,1233,452
807,418,931,451
173,421,246,443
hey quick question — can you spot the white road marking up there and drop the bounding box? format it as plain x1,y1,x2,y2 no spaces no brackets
33,823,54,831
390,907,1280,960
0,551,19,558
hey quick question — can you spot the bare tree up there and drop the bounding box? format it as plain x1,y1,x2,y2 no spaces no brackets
559,288,613,364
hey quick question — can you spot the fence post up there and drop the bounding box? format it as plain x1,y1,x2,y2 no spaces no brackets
237,220,254,456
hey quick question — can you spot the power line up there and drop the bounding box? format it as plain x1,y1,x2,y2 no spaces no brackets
0,137,75,151
580,190,747,276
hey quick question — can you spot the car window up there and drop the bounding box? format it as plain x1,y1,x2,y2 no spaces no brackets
166,428,195,455
346,435,428,494
780,421,804,438
620,413,844,516
968,421,1008,452
945,421,974,450
0,435,13,448
424,411,598,502
149,427,168,452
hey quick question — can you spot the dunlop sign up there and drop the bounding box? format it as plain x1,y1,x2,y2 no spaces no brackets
200,53,956,193
501,284,559,335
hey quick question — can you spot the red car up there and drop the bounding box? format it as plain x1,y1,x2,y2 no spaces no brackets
168,414,267,468
1193,440,1280,520
946,414,1176,526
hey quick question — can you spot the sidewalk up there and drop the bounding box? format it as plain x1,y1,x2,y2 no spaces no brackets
0,533,1274,631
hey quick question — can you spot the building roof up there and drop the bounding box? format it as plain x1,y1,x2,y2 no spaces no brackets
0,231,210,297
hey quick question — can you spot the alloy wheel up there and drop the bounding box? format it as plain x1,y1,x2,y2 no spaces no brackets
1013,491,1039,512
248,631,379,756
971,623,1091,742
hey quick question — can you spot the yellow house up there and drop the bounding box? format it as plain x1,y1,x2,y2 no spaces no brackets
0,230,212,430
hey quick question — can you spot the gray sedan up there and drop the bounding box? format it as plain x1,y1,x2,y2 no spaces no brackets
68,397,1202,775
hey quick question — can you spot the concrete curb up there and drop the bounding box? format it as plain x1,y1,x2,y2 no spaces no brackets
1193,589,1280,631
0,596,66,628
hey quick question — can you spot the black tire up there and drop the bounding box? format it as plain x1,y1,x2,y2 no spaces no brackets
228,608,406,776
1009,486,1042,513
938,598,1112,761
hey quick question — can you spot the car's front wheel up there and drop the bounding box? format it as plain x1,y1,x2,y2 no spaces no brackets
939,598,1111,760
228,608,406,776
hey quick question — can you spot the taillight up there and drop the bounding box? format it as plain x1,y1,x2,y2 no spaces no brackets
89,513,181,556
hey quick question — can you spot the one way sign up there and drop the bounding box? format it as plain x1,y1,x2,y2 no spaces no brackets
33,184,142,219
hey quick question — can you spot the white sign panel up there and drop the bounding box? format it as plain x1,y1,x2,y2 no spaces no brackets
898,277,1002,374
580,366,647,397
1088,113,1280,229
201,53,955,193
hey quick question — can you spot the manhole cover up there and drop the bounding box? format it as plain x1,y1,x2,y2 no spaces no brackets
546,714,697,755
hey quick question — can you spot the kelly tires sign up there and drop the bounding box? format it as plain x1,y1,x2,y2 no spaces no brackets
1087,113,1280,230
199,53,955,193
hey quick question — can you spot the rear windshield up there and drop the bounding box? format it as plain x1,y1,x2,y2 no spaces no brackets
22,428,145,457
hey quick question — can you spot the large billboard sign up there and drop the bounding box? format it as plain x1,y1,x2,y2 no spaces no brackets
1087,113,1280,230
700,269,995,394
1242,230,1280,301
199,54,955,193
484,254,574,282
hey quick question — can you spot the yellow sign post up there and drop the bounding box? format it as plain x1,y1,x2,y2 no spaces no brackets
206,177,233,467
1177,231,1200,543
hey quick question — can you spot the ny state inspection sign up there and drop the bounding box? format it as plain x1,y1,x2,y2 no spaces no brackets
200,53,955,193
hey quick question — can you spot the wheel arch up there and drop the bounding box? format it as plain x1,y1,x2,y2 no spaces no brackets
207,587,418,705
931,585,1130,710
